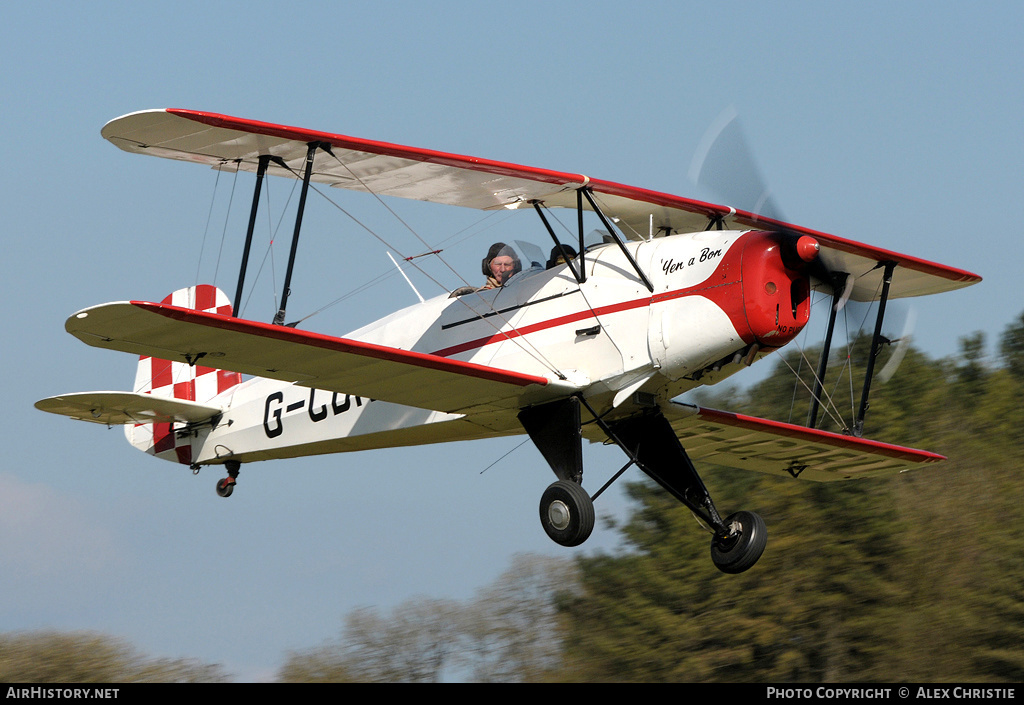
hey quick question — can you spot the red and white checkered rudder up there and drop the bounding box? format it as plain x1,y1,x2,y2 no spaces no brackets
124,285,242,465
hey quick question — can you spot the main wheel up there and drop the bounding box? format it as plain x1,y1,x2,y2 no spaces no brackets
710,510,767,574
539,480,595,547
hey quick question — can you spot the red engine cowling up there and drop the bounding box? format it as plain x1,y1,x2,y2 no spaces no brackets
738,231,814,347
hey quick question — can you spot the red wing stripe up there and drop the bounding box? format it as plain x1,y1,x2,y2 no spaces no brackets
132,301,549,388
696,407,946,463
167,110,979,286
168,109,588,190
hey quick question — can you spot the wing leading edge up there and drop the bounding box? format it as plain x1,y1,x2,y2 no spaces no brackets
656,401,944,481
102,109,980,301
64,299,578,415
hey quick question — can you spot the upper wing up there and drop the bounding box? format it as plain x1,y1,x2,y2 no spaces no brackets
656,401,944,481
102,109,981,301
65,299,578,415
102,109,589,210
36,391,221,426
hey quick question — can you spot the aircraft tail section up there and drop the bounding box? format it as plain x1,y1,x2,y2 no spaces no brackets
125,285,242,464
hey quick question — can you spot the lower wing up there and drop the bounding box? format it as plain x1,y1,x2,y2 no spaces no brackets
64,299,579,416
658,401,943,481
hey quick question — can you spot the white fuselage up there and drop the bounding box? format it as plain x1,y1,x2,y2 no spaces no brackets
176,230,808,467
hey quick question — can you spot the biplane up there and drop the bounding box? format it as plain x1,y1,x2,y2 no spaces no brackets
36,109,980,573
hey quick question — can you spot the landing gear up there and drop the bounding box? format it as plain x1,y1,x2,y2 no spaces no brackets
610,411,767,574
519,398,592,546
215,477,235,497
710,511,767,574
519,396,768,573
215,460,240,498
540,480,595,547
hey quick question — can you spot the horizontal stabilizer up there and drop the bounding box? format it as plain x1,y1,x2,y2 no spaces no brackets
64,299,573,415
657,402,944,481
35,391,222,426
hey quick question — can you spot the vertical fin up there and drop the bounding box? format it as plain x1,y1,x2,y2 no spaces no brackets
125,285,242,465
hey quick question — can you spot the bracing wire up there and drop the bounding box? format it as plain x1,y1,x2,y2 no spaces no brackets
297,210,516,321
797,271,885,430
793,291,834,427
212,162,241,288
477,438,532,475
302,177,567,378
787,348,805,425
194,167,223,288
773,349,848,430
256,152,568,379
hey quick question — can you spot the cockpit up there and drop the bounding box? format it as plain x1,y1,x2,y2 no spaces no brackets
451,233,611,298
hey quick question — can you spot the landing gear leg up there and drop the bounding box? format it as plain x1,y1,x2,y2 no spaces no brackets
609,411,767,573
520,398,596,547
215,460,240,498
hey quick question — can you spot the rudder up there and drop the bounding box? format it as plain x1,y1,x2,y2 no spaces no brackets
125,285,242,465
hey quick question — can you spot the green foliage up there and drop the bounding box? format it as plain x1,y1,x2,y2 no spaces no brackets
278,555,575,682
0,631,228,683
14,315,1023,683
560,311,1024,683
1000,311,1024,380
280,599,462,682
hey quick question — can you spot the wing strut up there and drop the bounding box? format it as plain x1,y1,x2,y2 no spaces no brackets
576,189,587,282
233,154,272,316
274,142,332,326
854,261,897,436
531,201,583,284
806,272,848,429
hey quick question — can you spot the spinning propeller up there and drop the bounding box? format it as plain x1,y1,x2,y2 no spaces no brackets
688,108,916,423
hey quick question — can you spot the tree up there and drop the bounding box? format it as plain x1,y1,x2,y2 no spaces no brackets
280,598,462,682
560,316,1024,682
459,554,576,682
278,312,1024,683
1000,310,1024,380
559,469,909,682
0,631,227,683
280,555,577,682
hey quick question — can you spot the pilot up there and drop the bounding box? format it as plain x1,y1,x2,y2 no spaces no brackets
451,242,522,297
546,244,577,269
481,242,521,289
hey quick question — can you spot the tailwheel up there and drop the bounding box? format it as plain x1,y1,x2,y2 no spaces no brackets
710,510,767,574
539,480,595,547
215,477,235,498
215,460,240,498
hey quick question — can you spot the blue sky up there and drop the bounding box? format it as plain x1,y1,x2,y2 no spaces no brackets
2,1,1020,681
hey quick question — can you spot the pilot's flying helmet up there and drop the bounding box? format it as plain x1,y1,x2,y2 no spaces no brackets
481,242,522,278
